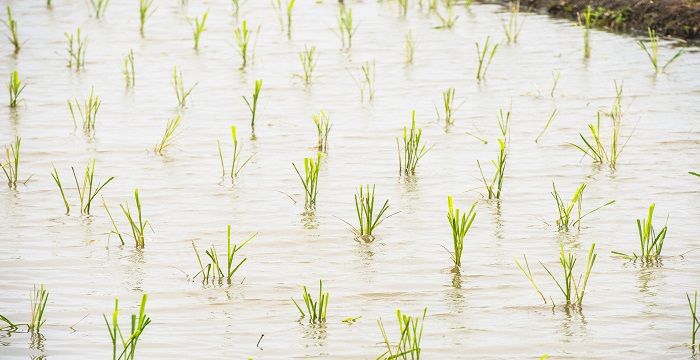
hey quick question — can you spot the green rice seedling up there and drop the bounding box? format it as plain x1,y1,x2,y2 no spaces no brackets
191,10,208,50
514,255,547,303
475,36,499,80
50,165,70,214
497,107,511,140
47,0,52,9
551,182,614,231
292,279,329,323
571,113,626,169
690,172,700,178
286,0,295,39
535,108,558,143
638,27,686,74
540,242,597,308
292,152,321,208
103,294,151,360
435,87,457,126
71,160,115,215
579,5,592,59
405,29,416,64
377,308,426,360
298,45,317,85
233,20,251,68
397,110,431,176
242,79,262,137
477,138,506,199
349,185,395,241
447,196,476,268
90,0,110,19
217,126,253,178
0,314,22,332
120,189,149,248
612,203,668,262
8,70,26,107
192,225,255,284
123,49,135,87
154,115,183,155
172,66,197,108
29,284,48,334
231,0,246,17
2,6,21,54
65,28,87,70
502,0,524,44
550,70,560,97
397,0,408,17
1,137,21,189
688,291,699,351
337,7,357,49
103,199,125,245
354,60,376,103
68,87,101,131
312,110,331,152
139,0,155,36
434,9,458,29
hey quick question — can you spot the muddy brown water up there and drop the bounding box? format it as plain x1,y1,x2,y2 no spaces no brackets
1,1,699,359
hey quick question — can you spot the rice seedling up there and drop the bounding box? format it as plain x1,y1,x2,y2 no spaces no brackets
0,314,22,332
502,0,524,44
2,5,21,54
120,189,149,248
68,87,101,131
477,138,506,199
497,106,511,140
475,36,499,80
435,87,457,126
1,137,22,189
190,10,208,51
550,70,560,97
123,49,135,87
47,0,52,9
571,112,625,169
233,20,251,68
172,66,197,108
397,110,431,176
688,291,699,351
347,184,395,242
103,199,125,245
579,5,592,59
312,110,331,152
65,28,87,70
8,70,26,107
540,242,597,308
154,115,183,155
359,60,376,102
231,0,246,17
103,294,151,360
535,108,558,143
446,196,476,268
29,284,48,334
551,182,614,231
90,0,110,19
434,9,458,29
217,126,253,178
50,165,71,214
397,0,408,17
405,29,416,64
690,171,700,178
612,203,668,262
242,79,262,137
638,27,686,74
377,308,427,360
192,225,256,285
139,0,156,36
297,45,317,85
292,279,329,323
292,152,321,208
337,7,357,49
71,160,115,215
514,255,546,303
286,0,295,39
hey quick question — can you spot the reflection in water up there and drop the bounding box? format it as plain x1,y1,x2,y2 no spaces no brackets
300,209,318,229
445,270,466,315
29,332,45,352
300,322,327,348
354,242,376,283
557,306,588,342
126,248,146,292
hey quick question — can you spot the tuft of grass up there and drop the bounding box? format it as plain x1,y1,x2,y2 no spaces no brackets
503,0,524,44
103,294,151,360
535,108,559,143
123,49,135,87
65,28,87,70
638,27,685,74
298,45,317,85
447,196,476,268
688,291,699,352
292,153,321,208
612,203,668,261
337,7,358,49
514,255,547,303
191,10,208,50
217,125,253,178
292,279,329,323
1,136,22,189
477,138,507,199
312,110,331,152
71,160,115,215
540,242,597,308
139,0,156,36
579,5,592,59
68,87,101,131
8,70,26,107
154,115,183,155
405,29,416,64
286,0,295,39
551,182,614,231
475,36,499,80
2,5,21,54
120,189,149,248
50,165,71,214
234,20,252,68
192,225,255,285
351,184,394,241
243,79,262,138
29,284,48,334
172,66,197,108
397,110,431,176
90,0,110,19
377,308,427,360
435,87,457,126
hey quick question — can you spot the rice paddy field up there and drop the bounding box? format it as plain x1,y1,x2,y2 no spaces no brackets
1,1,700,359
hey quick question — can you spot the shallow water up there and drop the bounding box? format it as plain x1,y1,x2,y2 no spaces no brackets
1,1,699,359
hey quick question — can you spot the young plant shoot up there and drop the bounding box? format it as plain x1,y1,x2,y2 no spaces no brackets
71,160,115,215
377,308,427,360
192,225,256,285
103,294,151,360
243,79,262,138
191,10,208,50
397,110,430,176
476,36,499,80
477,138,506,199
447,196,476,268
120,189,149,248
352,184,395,242
8,70,26,107
68,87,101,131
217,126,253,178
551,182,614,231
612,203,668,262
312,110,331,152
172,66,197,108
2,6,21,54
292,279,329,323
338,7,358,49
154,115,183,155
292,153,321,208
638,27,686,74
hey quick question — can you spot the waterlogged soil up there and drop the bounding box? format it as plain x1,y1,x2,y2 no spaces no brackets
1,1,700,359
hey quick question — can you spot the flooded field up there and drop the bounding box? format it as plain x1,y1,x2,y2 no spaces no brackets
1,1,699,359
